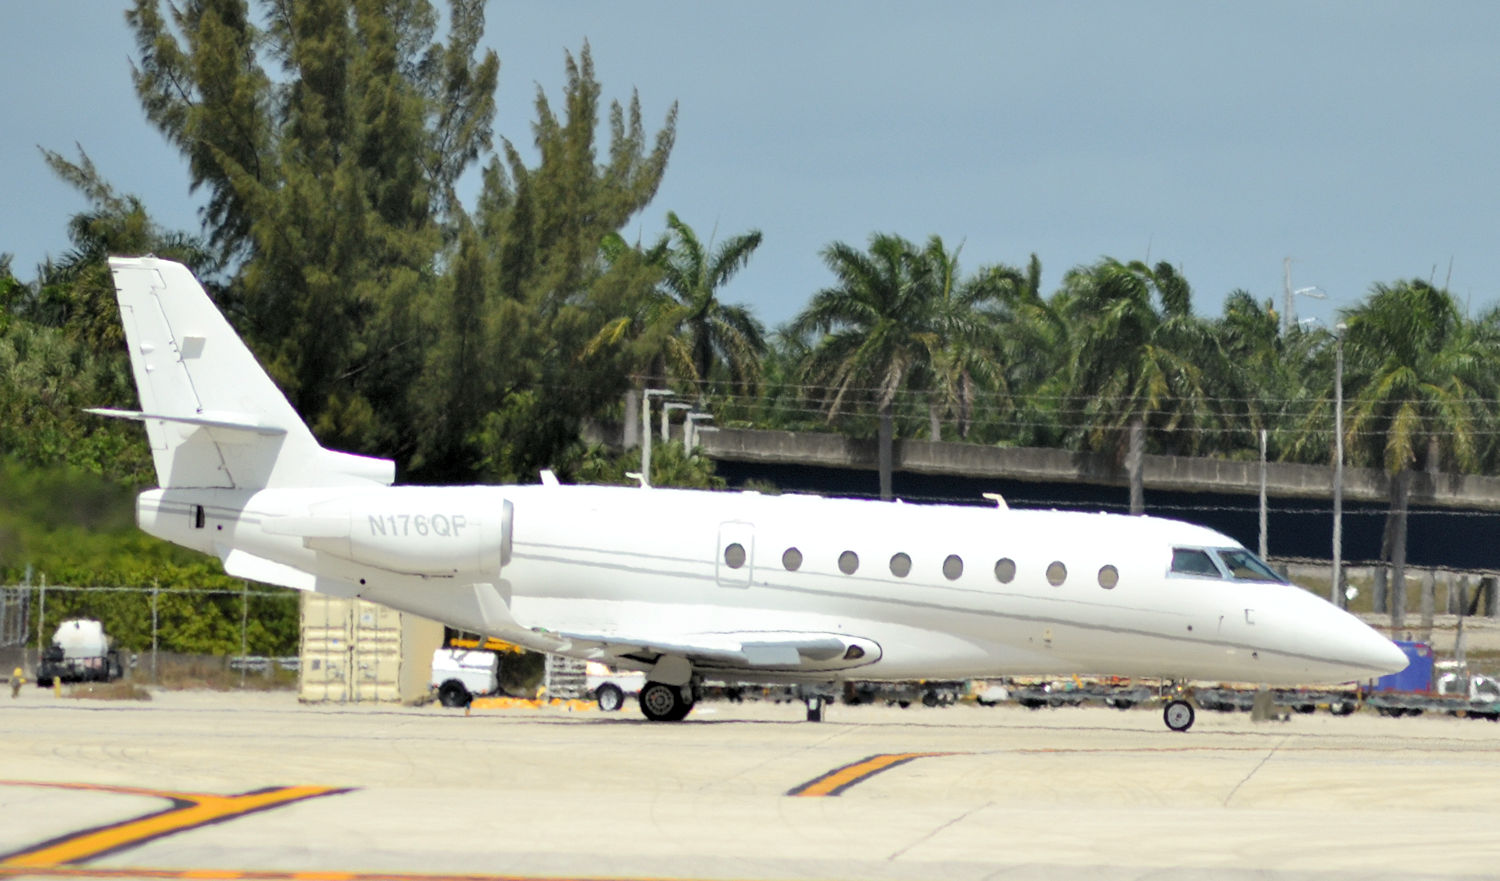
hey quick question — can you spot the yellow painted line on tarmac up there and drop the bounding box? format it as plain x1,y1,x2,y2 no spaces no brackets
785,752,957,797
0,867,692,881
0,783,350,868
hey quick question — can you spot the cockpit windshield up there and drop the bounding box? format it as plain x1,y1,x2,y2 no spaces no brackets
1170,548,1221,577
1215,548,1286,582
1170,546,1288,584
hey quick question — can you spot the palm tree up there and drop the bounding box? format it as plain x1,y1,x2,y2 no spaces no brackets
1207,290,1329,463
590,212,766,395
1340,279,1500,627
912,238,1051,441
791,233,1012,499
658,212,766,394
1060,258,1212,513
791,234,923,500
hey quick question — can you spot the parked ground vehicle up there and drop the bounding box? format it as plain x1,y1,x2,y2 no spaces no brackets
36,619,123,687
585,661,645,711
430,648,500,707
842,679,967,708
1361,641,1500,720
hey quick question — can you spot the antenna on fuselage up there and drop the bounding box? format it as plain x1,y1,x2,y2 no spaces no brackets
982,492,1009,510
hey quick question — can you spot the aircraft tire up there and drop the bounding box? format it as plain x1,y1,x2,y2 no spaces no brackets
1163,699,1196,732
639,682,692,722
595,683,625,712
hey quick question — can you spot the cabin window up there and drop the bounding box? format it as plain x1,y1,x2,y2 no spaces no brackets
942,554,964,581
1170,548,1222,578
724,543,747,569
889,552,912,577
1098,564,1119,589
994,558,1016,584
1216,548,1286,583
838,550,860,575
1046,561,1067,586
782,547,803,571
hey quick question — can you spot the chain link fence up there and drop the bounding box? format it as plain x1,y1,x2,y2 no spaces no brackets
0,575,300,687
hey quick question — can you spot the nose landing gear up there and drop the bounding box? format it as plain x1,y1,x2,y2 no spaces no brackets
1163,698,1196,732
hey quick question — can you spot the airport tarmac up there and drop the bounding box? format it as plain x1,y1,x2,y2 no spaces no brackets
1,688,1499,881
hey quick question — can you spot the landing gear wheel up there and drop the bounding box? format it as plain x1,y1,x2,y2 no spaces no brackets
595,683,625,712
638,682,693,721
1163,699,1196,732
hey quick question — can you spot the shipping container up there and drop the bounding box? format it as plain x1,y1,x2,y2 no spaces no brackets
298,594,444,703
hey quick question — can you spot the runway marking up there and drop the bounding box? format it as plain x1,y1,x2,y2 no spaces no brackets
0,868,677,880
0,782,351,868
785,752,957,797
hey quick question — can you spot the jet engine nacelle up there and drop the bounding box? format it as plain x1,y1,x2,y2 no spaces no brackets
272,492,513,579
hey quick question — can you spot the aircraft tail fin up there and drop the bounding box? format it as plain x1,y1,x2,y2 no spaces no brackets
96,256,393,490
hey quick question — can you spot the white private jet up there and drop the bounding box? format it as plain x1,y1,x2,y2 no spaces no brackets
91,257,1406,730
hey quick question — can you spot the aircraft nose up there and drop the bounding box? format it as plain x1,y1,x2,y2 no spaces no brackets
1298,596,1411,680
1362,631,1411,676
1330,615,1409,678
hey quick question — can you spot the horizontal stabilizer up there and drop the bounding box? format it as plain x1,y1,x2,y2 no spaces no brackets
86,408,288,437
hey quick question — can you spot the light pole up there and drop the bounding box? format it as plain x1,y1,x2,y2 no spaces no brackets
662,402,691,442
1332,321,1346,607
686,412,715,450
640,389,673,487
1282,257,1325,334
1258,429,1268,559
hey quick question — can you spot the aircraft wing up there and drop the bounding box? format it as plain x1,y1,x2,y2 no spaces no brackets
549,629,881,673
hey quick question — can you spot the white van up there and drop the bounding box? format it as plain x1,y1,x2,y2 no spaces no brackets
585,661,646,711
430,648,500,707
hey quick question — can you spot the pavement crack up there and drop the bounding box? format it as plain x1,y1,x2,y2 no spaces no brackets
1223,734,1288,807
700,725,853,791
885,800,991,861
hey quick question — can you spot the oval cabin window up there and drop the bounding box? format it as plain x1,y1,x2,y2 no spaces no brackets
838,550,860,575
724,543,747,569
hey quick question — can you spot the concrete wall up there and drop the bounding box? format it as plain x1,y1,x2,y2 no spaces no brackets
701,427,1500,511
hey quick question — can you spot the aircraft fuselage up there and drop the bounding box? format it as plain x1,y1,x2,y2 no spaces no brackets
138,482,1398,686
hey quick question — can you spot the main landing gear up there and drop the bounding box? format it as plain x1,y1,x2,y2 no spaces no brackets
638,681,694,722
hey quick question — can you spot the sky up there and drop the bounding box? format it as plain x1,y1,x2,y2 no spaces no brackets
3,2,1499,332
